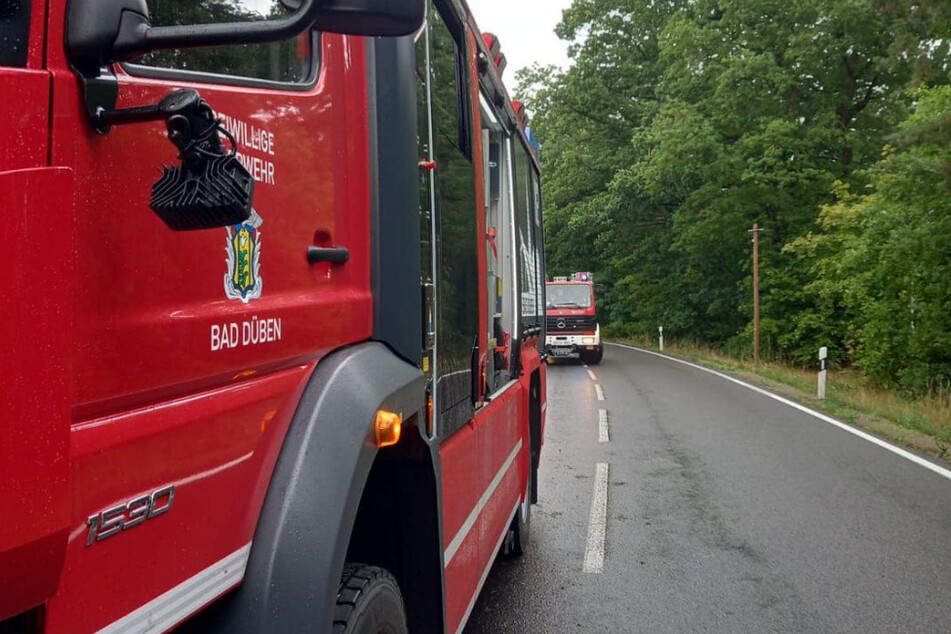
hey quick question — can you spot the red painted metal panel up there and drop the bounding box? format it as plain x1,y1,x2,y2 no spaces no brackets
477,381,524,552
0,69,49,172
441,382,525,634
0,167,74,620
441,423,483,554
49,38,371,419
38,0,374,626
441,421,485,632
45,366,310,633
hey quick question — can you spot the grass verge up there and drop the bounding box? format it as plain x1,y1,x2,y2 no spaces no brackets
612,337,951,464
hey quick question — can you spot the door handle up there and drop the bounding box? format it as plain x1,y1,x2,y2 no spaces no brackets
307,246,349,264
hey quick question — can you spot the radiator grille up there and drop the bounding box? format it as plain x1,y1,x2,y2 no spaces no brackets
546,316,596,332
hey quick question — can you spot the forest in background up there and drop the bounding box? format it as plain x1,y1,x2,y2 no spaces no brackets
519,0,951,395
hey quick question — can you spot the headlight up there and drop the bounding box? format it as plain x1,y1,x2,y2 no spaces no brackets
582,337,596,345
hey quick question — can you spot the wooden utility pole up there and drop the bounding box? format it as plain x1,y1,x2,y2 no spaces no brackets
751,223,761,364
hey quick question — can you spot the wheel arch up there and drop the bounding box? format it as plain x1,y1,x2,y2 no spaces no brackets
345,419,445,633
189,342,427,634
528,368,542,504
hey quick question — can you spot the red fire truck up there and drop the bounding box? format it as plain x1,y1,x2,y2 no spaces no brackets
1,1,547,632
545,273,603,365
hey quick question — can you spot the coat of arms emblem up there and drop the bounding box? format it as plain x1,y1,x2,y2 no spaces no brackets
224,209,263,303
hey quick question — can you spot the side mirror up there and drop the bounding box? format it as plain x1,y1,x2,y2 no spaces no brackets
595,284,606,297
314,0,425,36
68,0,425,76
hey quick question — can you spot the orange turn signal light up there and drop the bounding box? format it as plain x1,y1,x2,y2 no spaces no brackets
375,410,402,448
426,395,434,437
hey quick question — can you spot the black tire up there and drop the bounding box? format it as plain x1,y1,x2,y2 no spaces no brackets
530,452,539,505
506,462,532,557
582,347,603,365
334,564,408,634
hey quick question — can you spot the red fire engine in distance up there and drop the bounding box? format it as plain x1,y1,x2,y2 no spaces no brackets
0,0,546,633
545,273,604,365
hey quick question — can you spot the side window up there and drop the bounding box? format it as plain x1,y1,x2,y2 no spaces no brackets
429,4,472,157
130,0,314,83
482,99,516,395
428,3,478,436
0,0,30,67
515,140,538,330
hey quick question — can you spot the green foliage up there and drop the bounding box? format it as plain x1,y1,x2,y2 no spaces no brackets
142,1,308,82
526,0,951,393
788,86,951,392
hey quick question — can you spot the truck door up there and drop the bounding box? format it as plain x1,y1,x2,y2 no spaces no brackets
415,3,483,630
43,1,373,630
0,0,73,624
417,4,526,632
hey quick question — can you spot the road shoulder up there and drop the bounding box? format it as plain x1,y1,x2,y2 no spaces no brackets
606,342,951,475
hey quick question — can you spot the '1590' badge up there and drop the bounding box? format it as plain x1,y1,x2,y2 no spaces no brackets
225,209,263,303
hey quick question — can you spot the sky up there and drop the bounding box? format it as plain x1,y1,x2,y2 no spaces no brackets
466,0,575,82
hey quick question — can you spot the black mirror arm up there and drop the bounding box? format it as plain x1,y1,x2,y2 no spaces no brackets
70,0,320,119
112,0,321,59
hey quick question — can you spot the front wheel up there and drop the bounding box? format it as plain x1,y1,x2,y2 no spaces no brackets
505,459,532,557
334,564,408,634
581,346,603,365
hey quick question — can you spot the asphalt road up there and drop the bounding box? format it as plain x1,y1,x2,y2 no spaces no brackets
464,343,951,633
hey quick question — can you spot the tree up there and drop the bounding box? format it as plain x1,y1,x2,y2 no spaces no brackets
787,85,951,392
527,0,951,390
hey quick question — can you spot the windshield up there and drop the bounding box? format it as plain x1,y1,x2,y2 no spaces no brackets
546,284,592,309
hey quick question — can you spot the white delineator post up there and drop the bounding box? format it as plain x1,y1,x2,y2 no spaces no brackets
659,326,664,352
818,346,828,400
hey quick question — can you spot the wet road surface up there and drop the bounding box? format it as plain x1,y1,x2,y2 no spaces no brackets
464,343,951,633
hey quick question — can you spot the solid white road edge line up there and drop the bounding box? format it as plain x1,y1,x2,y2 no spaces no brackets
588,369,598,381
595,384,605,401
454,499,520,634
599,409,610,443
444,439,523,566
607,342,951,482
96,543,251,634
583,463,609,574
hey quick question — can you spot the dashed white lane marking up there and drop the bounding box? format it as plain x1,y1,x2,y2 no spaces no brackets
607,342,951,482
598,409,609,443
587,369,597,381
595,384,605,401
583,462,609,573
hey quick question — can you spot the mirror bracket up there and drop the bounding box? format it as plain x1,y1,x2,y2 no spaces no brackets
78,73,120,133
93,85,201,133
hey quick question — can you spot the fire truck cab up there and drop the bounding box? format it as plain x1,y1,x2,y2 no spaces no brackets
0,1,546,632
545,273,603,365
